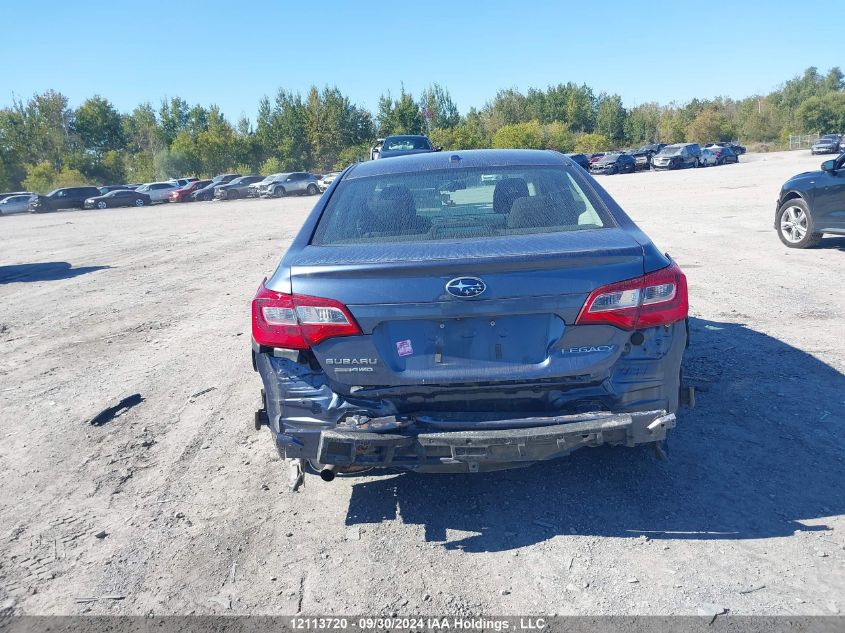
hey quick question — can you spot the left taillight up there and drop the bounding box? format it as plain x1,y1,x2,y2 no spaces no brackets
575,262,688,330
251,280,361,349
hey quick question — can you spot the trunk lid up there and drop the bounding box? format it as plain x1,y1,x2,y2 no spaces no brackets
287,229,644,388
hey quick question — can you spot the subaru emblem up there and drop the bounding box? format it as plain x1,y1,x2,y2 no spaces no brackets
446,277,486,298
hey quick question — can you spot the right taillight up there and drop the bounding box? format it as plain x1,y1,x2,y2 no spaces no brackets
575,262,688,330
252,280,361,349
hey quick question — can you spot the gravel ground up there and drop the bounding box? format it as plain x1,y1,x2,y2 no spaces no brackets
0,150,843,617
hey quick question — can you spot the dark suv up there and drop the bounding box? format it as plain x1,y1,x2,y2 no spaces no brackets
29,186,102,213
775,154,845,248
651,144,701,170
251,149,689,489
630,144,667,170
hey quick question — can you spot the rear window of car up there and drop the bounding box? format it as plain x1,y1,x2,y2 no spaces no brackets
384,137,432,151
311,165,614,245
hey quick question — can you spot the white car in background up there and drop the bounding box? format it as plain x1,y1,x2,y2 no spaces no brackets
318,171,341,192
0,193,35,215
136,182,180,203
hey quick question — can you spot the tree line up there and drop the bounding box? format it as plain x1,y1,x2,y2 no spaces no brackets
1,66,843,193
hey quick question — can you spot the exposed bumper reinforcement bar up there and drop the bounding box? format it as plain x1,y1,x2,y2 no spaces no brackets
275,409,674,471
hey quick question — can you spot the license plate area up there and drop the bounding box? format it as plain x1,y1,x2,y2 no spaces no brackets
375,314,564,371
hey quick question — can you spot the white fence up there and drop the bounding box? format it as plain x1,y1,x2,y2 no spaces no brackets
789,133,819,150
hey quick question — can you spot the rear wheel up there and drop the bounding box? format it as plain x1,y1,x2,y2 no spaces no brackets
776,199,821,248
693,158,700,168
306,183,318,195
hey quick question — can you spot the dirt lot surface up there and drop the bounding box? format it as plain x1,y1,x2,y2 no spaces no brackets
1,151,843,617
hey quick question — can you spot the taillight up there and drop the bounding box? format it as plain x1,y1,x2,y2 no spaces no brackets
575,263,688,330
251,280,361,349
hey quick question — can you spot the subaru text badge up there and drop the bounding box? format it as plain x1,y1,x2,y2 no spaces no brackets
446,277,486,298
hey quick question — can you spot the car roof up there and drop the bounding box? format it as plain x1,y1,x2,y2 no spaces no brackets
346,149,567,180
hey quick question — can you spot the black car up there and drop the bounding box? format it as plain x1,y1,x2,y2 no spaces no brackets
630,144,667,170
29,186,103,213
83,189,152,209
811,134,842,155
775,154,845,248
564,153,590,170
651,144,701,170
589,153,636,175
192,174,241,202
213,175,265,200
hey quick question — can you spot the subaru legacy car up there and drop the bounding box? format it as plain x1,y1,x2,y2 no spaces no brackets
775,153,845,248
251,149,689,489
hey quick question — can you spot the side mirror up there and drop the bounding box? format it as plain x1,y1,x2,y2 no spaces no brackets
821,159,837,172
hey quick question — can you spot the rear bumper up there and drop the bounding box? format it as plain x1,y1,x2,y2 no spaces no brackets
274,409,674,472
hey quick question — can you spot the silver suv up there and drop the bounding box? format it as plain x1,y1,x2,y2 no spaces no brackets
258,172,321,198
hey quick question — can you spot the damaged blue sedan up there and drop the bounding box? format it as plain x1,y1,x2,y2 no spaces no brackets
251,149,689,490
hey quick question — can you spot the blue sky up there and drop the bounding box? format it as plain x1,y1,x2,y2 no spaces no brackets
1,1,840,121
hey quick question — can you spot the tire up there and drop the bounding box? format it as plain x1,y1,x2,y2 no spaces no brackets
274,186,286,198
306,183,318,195
693,158,700,168
228,190,239,200
97,201,107,209
134,198,145,207
776,199,822,249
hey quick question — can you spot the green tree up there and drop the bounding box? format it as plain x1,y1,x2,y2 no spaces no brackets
573,133,611,154
624,103,661,145
419,83,460,131
74,96,125,158
23,161,58,193
595,94,627,145
492,121,545,149
685,108,736,142
796,92,845,133
377,88,424,136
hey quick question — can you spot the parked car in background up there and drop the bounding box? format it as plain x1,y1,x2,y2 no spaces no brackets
375,135,436,159
84,189,152,209
214,175,265,200
0,193,35,215
193,180,229,201
248,174,283,198
258,172,321,197
169,179,212,203
651,143,701,170
318,171,342,191
251,148,688,487
564,153,590,170
29,186,102,213
705,142,746,155
811,134,842,155
135,182,180,203
630,144,666,170
775,154,845,248
0,191,33,202
588,152,606,165
98,185,130,194
123,183,142,190
589,152,636,175
700,146,738,166
211,173,241,185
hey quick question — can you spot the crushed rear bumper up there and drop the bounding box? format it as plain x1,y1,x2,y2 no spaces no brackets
275,409,674,472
